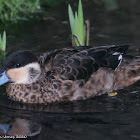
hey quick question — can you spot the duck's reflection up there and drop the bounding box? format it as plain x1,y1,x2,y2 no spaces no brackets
0,118,41,137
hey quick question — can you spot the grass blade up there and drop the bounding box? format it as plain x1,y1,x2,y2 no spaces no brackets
74,11,81,46
78,0,85,45
68,4,75,35
1,31,6,51
0,34,1,44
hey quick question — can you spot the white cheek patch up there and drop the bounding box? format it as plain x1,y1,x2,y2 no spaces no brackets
7,67,29,84
7,62,41,84
22,63,41,84
15,68,29,84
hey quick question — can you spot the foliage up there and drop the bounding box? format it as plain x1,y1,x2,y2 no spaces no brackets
0,0,40,23
0,31,6,67
68,0,86,46
0,31,6,52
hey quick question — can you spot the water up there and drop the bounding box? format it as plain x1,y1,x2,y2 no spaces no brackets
0,0,140,139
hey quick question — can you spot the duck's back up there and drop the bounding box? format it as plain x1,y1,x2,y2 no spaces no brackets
39,45,129,82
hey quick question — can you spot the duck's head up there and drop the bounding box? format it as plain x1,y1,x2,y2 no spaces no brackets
0,50,41,85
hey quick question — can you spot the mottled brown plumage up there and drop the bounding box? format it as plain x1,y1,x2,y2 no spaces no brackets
1,45,140,104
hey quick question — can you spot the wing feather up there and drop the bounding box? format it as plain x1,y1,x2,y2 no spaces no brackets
39,45,129,81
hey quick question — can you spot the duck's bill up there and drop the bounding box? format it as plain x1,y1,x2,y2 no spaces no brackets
0,70,10,85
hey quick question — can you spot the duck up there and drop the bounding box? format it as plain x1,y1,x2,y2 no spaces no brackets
0,45,140,104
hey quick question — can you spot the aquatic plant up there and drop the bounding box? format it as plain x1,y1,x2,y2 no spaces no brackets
0,0,40,23
0,31,6,52
0,31,6,67
68,0,90,47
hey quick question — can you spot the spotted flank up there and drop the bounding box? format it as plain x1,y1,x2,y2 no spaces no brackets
1,45,140,104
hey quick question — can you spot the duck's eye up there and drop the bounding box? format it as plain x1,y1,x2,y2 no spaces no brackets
15,64,21,68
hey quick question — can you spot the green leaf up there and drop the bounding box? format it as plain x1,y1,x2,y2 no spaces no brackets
78,0,83,24
68,4,75,34
1,31,6,51
74,11,81,46
78,0,85,45
68,0,86,46
0,34,1,44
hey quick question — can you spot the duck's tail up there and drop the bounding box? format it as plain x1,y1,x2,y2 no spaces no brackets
114,55,140,89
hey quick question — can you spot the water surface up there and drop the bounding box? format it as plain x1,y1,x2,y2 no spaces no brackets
0,0,140,139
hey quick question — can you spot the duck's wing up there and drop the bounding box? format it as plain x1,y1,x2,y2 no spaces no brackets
38,48,79,70
39,45,129,81
39,45,129,65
